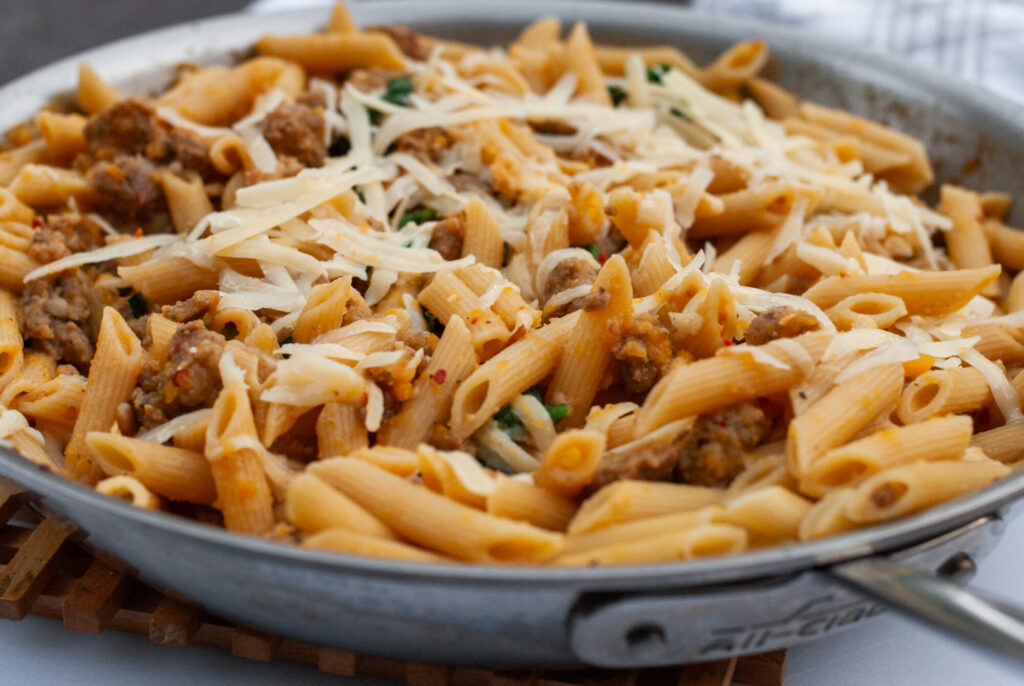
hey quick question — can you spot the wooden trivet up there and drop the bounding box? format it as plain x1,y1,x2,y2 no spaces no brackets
0,477,786,685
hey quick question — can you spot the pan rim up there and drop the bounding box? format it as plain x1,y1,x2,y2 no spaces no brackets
2,0,1024,590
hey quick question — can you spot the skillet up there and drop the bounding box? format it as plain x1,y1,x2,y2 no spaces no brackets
3,0,1024,668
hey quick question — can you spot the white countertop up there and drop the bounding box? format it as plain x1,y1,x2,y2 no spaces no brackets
3,512,1024,685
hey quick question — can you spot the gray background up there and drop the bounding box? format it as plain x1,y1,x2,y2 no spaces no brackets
0,0,248,86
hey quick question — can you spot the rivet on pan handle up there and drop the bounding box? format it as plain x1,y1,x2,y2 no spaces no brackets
828,556,1024,666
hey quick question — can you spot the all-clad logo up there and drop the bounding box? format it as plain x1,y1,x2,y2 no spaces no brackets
699,596,887,655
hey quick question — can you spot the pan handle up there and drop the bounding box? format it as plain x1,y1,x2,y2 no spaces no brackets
828,556,1024,664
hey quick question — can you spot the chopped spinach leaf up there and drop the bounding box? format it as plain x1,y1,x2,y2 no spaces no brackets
607,84,627,107
420,306,444,336
495,405,522,429
381,76,414,107
127,292,148,319
546,403,571,423
646,63,671,84
399,206,438,228
669,106,693,123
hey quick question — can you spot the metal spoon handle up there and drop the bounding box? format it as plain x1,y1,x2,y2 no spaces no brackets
830,556,1024,666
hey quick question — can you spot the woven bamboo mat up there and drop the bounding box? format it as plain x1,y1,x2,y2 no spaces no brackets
0,476,785,685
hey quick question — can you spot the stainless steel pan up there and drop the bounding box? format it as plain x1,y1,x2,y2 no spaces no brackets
4,0,1024,669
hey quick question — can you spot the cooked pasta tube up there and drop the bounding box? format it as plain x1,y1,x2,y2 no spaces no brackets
961,322,1024,364
797,415,974,497
825,293,908,331
9,164,91,207
688,182,818,239
844,458,1010,524
286,472,397,539
562,23,611,106
159,57,304,125
556,522,747,566
309,458,564,563
787,363,903,476
486,476,576,531
293,277,353,344
347,445,420,477
798,102,933,193
532,429,606,499
65,308,142,484
717,486,812,543
119,257,220,304
798,487,858,541
77,63,122,114
546,255,632,422
302,528,448,563
971,423,1024,464
205,353,276,535
0,291,23,391
939,185,998,296
568,480,725,535
96,475,161,510
36,112,88,162
448,310,579,442
160,172,214,235
326,1,357,33
86,433,216,504
316,402,368,458
897,367,992,424
460,198,504,269
747,77,799,119
636,330,830,435
563,508,718,554
985,218,1024,271
418,270,511,359
18,373,86,426
417,445,496,510
700,40,768,91
257,32,405,72
377,316,476,449
728,453,797,494
455,264,540,331
594,44,699,77
803,266,1000,316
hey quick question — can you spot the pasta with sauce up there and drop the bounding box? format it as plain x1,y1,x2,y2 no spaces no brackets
0,2,1020,566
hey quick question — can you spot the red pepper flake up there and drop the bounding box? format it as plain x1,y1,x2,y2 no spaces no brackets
470,316,479,324
172,368,190,388
31,217,43,228
431,369,447,384
133,227,143,238
362,392,369,404
597,251,607,264
723,339,734,346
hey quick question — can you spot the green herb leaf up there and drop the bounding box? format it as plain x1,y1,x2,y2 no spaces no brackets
607,84,627,107
584,243,600,260
399,206,438,228
545,403,571,423
353,186,365,203
646,63,671,84
127,292,148,319
669,106,693,123
494,405,522,429
420,306,443,335
381,76,414,107
280,335,294,345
